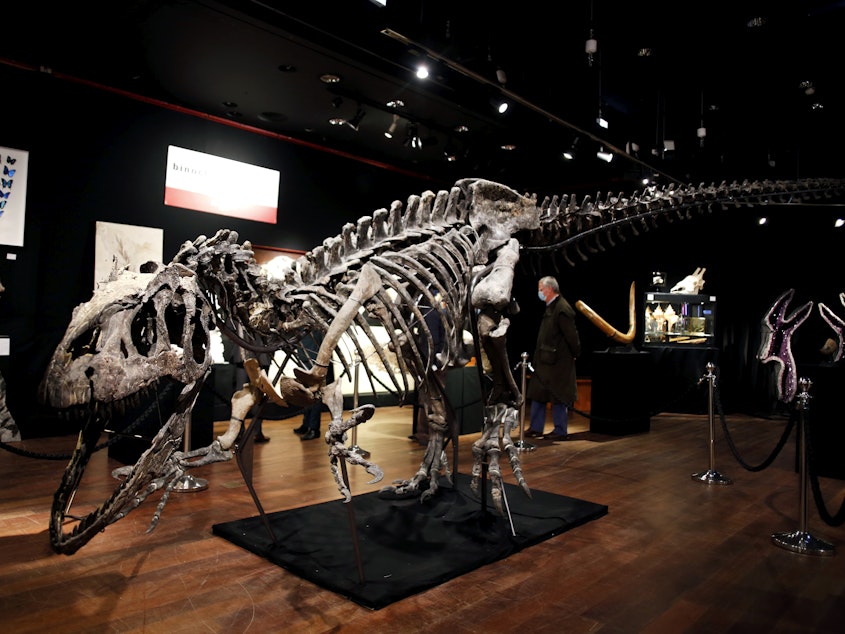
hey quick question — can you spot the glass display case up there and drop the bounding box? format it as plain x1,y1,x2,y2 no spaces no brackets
643,293,716,347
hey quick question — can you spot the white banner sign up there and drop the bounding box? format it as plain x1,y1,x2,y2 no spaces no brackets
164,145,279,224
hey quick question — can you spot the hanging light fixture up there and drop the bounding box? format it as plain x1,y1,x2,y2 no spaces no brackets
345,107,366,132
596,146,614,162
563,137,580,160
384,113,400,139
586,0,597,67
490,96,509,114
404,122,423,149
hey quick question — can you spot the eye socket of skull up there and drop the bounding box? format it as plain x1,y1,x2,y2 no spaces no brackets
68,326,101,360
131,298,161,357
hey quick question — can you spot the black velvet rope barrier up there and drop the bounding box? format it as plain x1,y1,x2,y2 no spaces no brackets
713,382,845,528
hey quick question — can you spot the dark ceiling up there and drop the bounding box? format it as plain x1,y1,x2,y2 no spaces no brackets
3,0,845,194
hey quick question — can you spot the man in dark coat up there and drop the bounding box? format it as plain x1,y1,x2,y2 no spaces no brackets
526,275,581,441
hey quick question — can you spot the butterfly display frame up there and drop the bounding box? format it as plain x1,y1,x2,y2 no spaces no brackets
0,146,28,247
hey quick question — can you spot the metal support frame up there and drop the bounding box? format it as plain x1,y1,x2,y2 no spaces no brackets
348,354,370,458
173,416,209,492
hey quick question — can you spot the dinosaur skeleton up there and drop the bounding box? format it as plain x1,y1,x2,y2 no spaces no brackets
39,177,845,554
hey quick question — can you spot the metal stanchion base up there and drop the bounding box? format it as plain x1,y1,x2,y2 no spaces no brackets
514,440,536,453
691,469,732,485
173,474,209,492
349,445,370,459
771,530,835,556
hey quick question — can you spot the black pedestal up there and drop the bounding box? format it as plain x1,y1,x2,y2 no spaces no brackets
589,350,652,435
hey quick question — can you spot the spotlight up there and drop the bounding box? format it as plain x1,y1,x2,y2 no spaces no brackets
490,97,509,114
416,64,429,79
563,138,579,160
758,217,768,225
835,218,844,228
385,114,400,139
404,122,422,149
596,147,614,162
345,108,366,132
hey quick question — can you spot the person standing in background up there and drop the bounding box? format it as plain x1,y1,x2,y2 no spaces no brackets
526,275,581,441
292,330,327,441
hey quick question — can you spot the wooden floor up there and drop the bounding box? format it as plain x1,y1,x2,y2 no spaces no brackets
1,406,844,633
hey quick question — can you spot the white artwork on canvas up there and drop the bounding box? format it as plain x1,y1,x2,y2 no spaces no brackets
94,221,164,288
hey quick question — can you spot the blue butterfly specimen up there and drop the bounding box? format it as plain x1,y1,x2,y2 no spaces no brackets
5,156,16,164
1,179,12,188
0,191,9,199
3,165,14,177
0,200,6,209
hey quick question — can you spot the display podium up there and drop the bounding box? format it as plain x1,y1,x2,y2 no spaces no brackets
589,350,653,435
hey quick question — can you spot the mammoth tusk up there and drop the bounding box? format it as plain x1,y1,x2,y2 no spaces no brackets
575,281,636,345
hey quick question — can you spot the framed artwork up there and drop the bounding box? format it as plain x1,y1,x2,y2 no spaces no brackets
94,221,164,288
0,146,29,247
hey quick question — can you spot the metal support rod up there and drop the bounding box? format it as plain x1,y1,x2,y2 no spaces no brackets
772,378,835,556
339,458,366,582
691,362,732,485
514,352,536,453
348,354,369,458
173,416,208,492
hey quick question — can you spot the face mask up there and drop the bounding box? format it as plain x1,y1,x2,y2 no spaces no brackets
537,290,546,302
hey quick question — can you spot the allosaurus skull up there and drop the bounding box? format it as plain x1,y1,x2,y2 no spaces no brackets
39,262,214,413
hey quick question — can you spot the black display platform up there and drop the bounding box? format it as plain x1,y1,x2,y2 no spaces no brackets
590,349,653,435
212,472,608,609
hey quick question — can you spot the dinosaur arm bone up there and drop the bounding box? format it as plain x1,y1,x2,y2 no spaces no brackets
296,263,382,388
575,281,636,344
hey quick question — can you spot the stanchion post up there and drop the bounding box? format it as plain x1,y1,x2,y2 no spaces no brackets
771,377,835,556
514,352,536,453
691,362,732,485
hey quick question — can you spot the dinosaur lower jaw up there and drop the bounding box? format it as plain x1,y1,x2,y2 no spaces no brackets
50,378,200,555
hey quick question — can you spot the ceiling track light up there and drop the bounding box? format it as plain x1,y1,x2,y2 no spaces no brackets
404,122,422,149
385,113,400,139
490,97,509,114
596,147,614,162
563,137,580,160
345,107,366,132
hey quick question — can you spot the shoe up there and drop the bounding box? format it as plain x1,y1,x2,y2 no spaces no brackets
300,429,320,441
525,430,544,438
254,433,270,443
544,433,569,441
292,425,307,435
